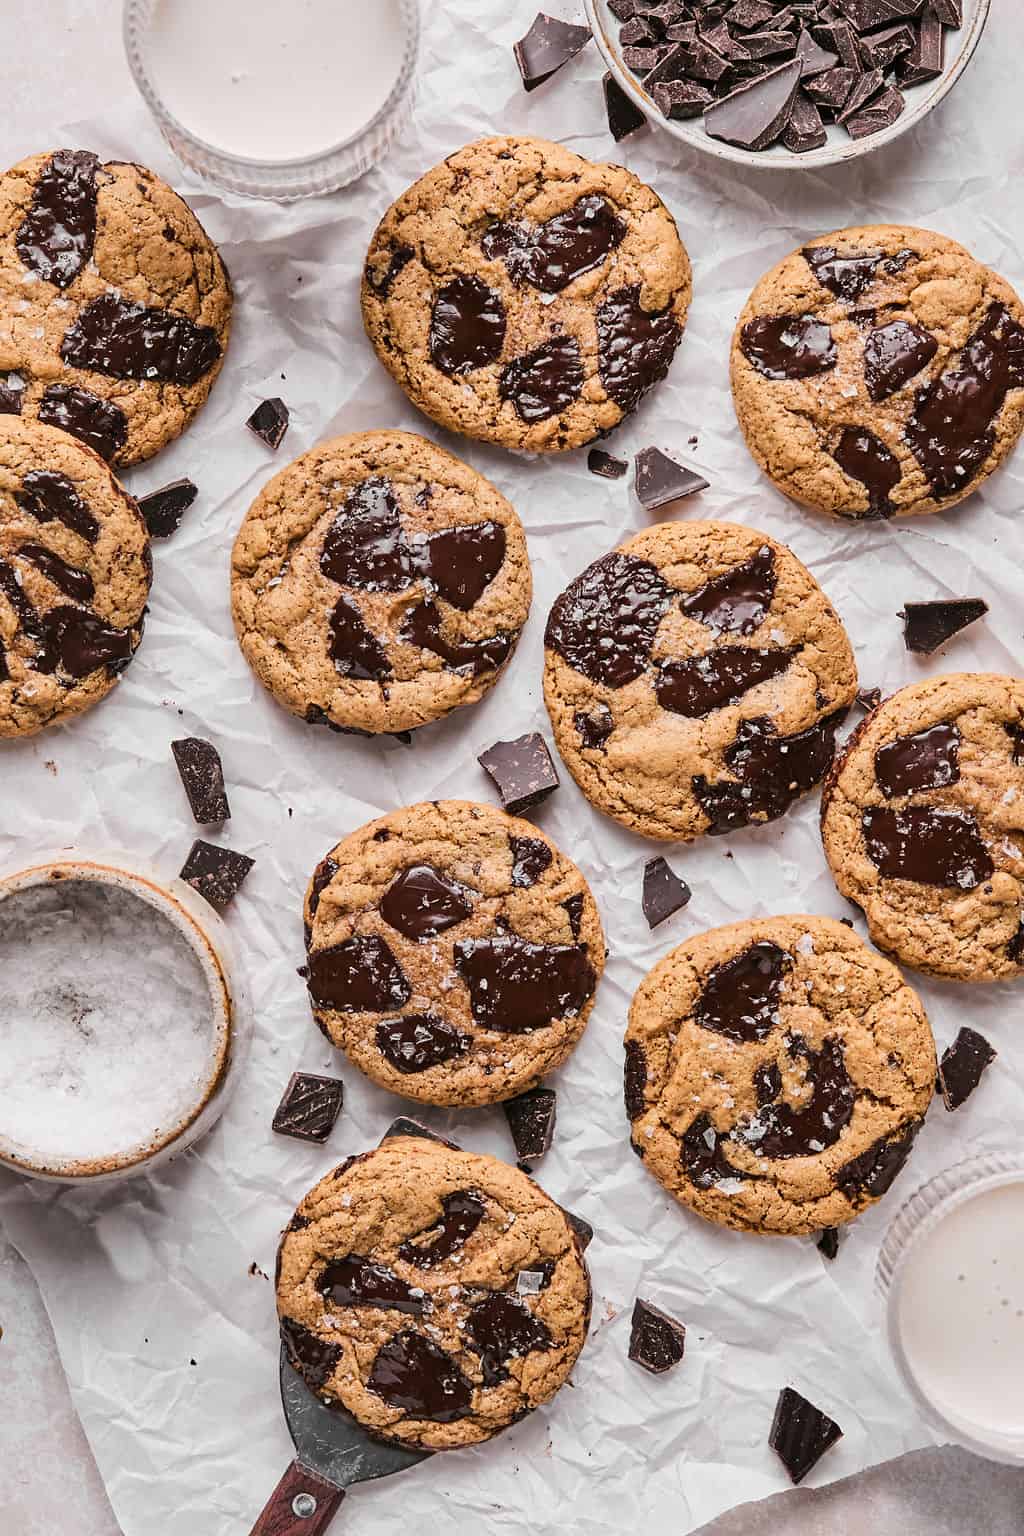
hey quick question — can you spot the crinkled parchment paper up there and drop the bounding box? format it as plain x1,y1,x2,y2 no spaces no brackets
1,5,1022,1533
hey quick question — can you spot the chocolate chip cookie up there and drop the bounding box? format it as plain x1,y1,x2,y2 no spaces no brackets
0,416,151,736
731,225,1024,520
361,135,691,453
303,799,603,1106
625,915,935,1235
276,1130,591,1449
821,674,1024,982
543,520,857,842
0,149,232,464
231,431,531,736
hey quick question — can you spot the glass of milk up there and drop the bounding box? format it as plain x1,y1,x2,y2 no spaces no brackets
123,0,420,198
877,1153,1024,1464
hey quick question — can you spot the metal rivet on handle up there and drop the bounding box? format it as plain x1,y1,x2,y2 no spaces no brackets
292,1492,318,1519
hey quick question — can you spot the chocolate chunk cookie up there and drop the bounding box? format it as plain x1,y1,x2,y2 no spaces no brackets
625,915,935,1235
821,674,1024,982
276,1132,591,1449
303,799,603,1105
731,225,1024,519
0,416,151,736
543,520,857,842
361,136,691,453
0,150,232,464
231,431,531,735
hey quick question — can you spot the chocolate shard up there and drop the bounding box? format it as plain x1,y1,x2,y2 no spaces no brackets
769,1387,843,1485
246,397,289,450
628,1298,686,1374
179,839,254,910
503,1087,557,1161
835,68,887,124
653,78,715,119
138,478,198,538
929,0,962,23
641,856,692,929
817,1227,840,1261
937,1027,997,1111
588,447,628,480
171,737,231,823
782,91,827,153
478,731,560,815
804,65,856,114
272,1071,344,1143
844,82,905,139
603,71,648,140
900,598,988,655
513,12,591,91
860,22,917,70
705,59,802,150
634,446,709,510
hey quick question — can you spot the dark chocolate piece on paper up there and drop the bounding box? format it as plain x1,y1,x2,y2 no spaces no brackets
503,1087,557,1161
642,856,692,929
171,737,231,823
513,12,591,91
628,1298,686,1374
817,1227,840,1261
900,598,988,655
478,731,560,815
634,446,709,510
138,478,199,538
272,1071,344,1143
856,687,882,712
588,447,628,480
603,71,648,140
179,839,254,910
246,397,290,450
937,1027,997,1111
769,1387,843,1485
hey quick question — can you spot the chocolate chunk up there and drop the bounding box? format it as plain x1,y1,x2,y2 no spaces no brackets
16,149,99,288
504,1087,557,1160
465,1292,553,1387
271,1071,344,1143
380,863,475,941
901,598,988,655
367,1331,473,1420
376,1014,471,1074
937,1027,997,1111
423,520,506,609
696,942,790,1042
320,478,415,591
603,71,648,140
794,26,839,75
398,1190,485,1268
782,91,828,152
857,687,882,712
365,244,414,297
863,320,938,401
844,82,905,138
653,78,715,118
588,448,628,480
0,376,24,415
563,1208,594,1251
693,711,845,833
803,245,885,302
179,839,254,910
834,0,924,28
836,1121,920,1200
138,478,198,538
860,22,917,69
400,601,511,675
740,315,837,380
575,705,615,751
624,1039,647,1120
726,0,777,24
832,425,901,517
642,856,691,928
929,0,961,24
478,731,560,815
769,1387,843,1485
596,284,682,415
804,65,856,115
875,722,960,798
745,1037,855,1158
546,552,672,687
1006,722,1024,766
245,397,289,450
628,1298,686,1374
17,543,94,602
430,275,507,375
705,59,802,149
861,805,993,887
680,545,776,635
171,737,231,823
499,333,584,422
318,1255,424,1314
307,934,411,1011
510,836,553,888
328,593,392,680
307,856,339,927
815,17,865,70
656,645,797,717
280,1318,341,1390
835,68,886,123
454,935,595,1031
817,1227,840,1261
38,384,128,461
634,446,709,510
681,1112,743,1188
483,195,625,293
513,12,591,90
742,29,799,59
61,292,222,386
898,11,944,86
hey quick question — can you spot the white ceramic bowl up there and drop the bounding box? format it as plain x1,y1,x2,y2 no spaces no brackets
585,0,991,171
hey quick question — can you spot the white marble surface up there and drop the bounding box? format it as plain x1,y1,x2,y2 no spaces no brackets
1,4,1024,1534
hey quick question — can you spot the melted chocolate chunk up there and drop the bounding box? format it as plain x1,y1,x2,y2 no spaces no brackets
628,1298,686,1375
863,319,938,401
366,1330,474,1421
17,543,94,602
307,935,411,1011
271,1072,344,1143
680,1113,742,1188
937,1027,997,1111
575,705,614,750
465,1292,553,1387
545,551,672,687
380,863,475,941
679,546,776,635
398,1190,486,1268
744,1037,855,1158
1006,722,1024,767
832,425,902,517
836,1121,920,1201
901,597,988,655
318,1255,425,1314
138,478,198,538
16,149,99,289
513,12,592,91
423,520,506,610
376,1014,472,1074
563,892,585,940
754,1059,783,1107
596,284,682,414
61,292,222,385
603,70,648,141
588,447,628,480
510,836,553,888
38,384,128,462
875,722,960,798
624,1039,647,1120
280,1318,341,1390
693,711,845,834
478,732,560,814
35,605,137,678
171,736,230,823
400,600,511,675
328,593,392,680
0,560,44,646
483,195,624,293
307,857,339,926
366,245,414,296
656,644,796,717
641,856,691,928
499,333,583,423
321,478,417,590
696,942,791,1042
245,397,289,450
634,445,709,510
179,840,254,910
740,315,837,380
454,935,595,1032
861,805,993,888
429,275,506,376
769,1387,843,1486
857,687,883,713
504,1087,557,1160
0,377,24,415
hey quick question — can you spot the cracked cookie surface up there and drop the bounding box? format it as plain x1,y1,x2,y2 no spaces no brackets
625,915,935,1236
731,224,1024,520
0,149,231,464
303,799,604,1105
821,673,1024,982
0,416,151,736
231,431,531,735
542,519,857,842
276,1133,591,1449
361,135,691,453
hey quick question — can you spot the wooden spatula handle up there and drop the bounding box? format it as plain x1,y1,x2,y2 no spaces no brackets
249,1460,346,1535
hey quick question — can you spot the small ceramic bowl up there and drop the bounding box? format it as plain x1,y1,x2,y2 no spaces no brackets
585,0,991,172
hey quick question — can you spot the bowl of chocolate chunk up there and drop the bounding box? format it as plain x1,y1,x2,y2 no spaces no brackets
587,0,990,169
